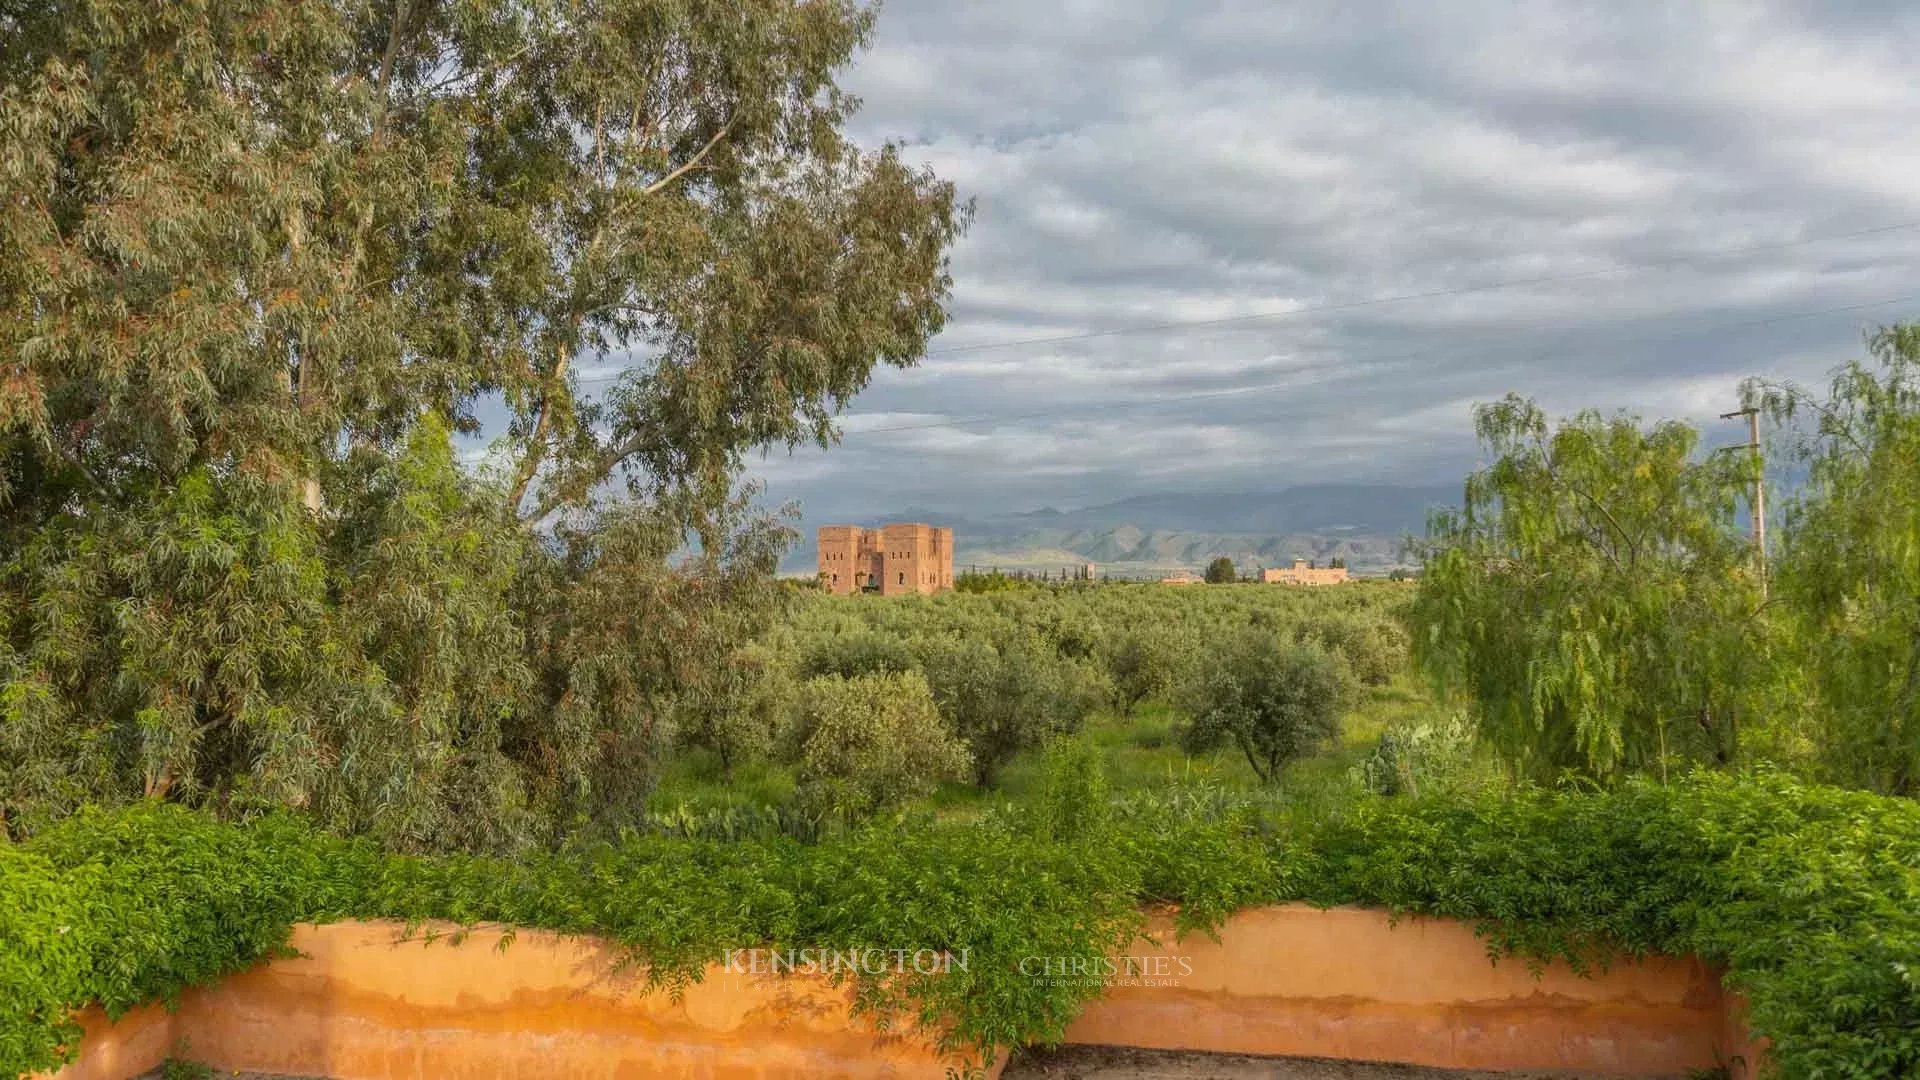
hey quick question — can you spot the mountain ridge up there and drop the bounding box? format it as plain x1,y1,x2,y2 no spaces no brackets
782,483,1457,577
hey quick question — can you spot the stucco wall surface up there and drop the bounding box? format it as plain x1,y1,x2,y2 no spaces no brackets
45,907,1764,1080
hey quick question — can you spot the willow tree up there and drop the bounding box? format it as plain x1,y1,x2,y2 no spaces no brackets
0,0,962,847
1747,325,1920,795
1410,396,1764,783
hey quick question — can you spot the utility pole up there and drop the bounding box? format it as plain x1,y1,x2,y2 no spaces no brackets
1720,407,1767,594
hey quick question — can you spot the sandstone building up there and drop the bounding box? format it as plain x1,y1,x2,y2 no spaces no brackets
1261,558,1350,586
817,523,954,596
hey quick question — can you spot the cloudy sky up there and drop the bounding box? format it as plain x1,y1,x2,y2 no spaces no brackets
744,1,1920,522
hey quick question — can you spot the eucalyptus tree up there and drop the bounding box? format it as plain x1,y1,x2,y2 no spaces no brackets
1410,396,1763,783
0,0,962,846
1746,325,1920,795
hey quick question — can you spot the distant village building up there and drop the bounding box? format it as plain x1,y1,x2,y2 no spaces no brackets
817,523,954,596
1159,571,1201,586
1261,558,1349,586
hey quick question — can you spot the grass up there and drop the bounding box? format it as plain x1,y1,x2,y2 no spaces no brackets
650,750,797,813
999,678,1440,814
647,678,1452,823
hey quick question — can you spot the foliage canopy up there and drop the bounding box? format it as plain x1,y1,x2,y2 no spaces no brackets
1179,631,1343,783
1747,326,1920,795
0,0,963,847
1411,394,1763,782
1411,325,1920,795
787,671,969,822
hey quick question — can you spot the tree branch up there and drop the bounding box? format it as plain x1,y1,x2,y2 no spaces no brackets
1534,434,1632,572
642,120,733,196
508,346,570,510
371,0,412,144
525,426,642,523
1751,378,1872,458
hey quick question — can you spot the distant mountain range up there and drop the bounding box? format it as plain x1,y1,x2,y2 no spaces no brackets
782,483,1460,578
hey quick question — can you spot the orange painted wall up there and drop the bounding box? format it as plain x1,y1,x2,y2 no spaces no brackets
1065,905,1763,1077
44,1003,173,1080
43,907,1766,1080
47,921,999,1080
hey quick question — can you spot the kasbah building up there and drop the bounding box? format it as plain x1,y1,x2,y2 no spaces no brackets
1162,559,1351,586
817,523,954,596
1261,558,1350,585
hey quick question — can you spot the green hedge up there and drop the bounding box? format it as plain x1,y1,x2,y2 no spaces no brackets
5,773,1918,1079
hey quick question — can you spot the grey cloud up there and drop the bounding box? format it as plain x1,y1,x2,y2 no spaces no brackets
736,0,1920,522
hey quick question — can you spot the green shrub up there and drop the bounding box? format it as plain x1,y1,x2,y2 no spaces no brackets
1104,626,1197,714
641,801,825,844
916,630,1095,785
161,1058,213,1080
0,847,89,1075
22,805,363,1017
671,640,795,772
796,630,916,681
1179,632,1344,783
1028,736,1111,843
788,672,969,822
1295,614,1408,688
1356,711,1479,798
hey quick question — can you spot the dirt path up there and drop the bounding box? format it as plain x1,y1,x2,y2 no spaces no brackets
1002,1046,1619,1079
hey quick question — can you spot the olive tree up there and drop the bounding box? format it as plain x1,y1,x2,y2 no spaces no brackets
797,630,917,681
1105,626,1198,714
1294,614,1408,687
916,628,1103,786
1179,631,1343,784
787,672,969,822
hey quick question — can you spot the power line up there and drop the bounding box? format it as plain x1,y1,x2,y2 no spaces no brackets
833,290,1920,437
570,215,1920,387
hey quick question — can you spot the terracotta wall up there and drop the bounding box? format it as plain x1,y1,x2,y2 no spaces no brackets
1065,905,1762,1077
1261,560,1350,585
45,1003,173,1080
43,907,1764,1080
817,523,953,596
47,921,998,1080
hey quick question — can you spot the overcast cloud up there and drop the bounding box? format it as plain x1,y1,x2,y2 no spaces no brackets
738,1,1920,522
